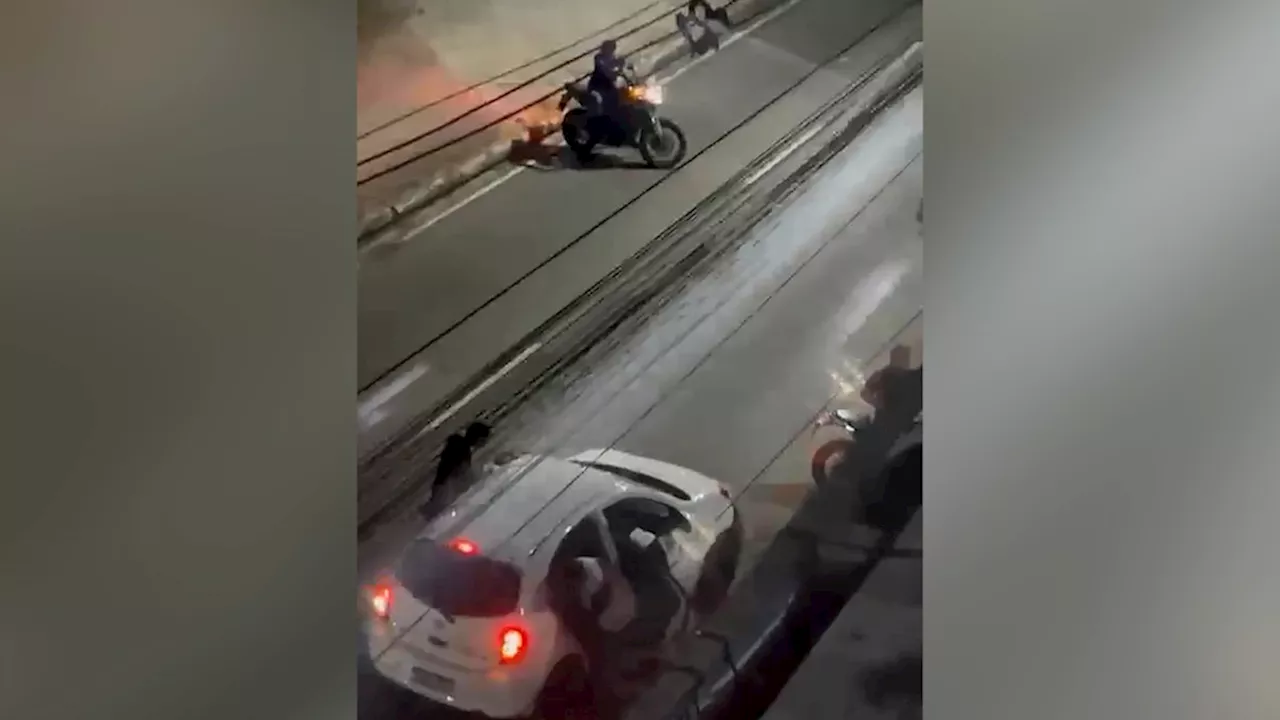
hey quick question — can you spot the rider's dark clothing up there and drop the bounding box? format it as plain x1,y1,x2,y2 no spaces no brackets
588,51,626,116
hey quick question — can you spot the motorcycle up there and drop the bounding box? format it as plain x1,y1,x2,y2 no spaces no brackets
556,68,689,169
810,408,868,486
810,407,923,486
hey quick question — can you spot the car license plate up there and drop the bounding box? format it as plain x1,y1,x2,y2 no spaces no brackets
410,666,455,694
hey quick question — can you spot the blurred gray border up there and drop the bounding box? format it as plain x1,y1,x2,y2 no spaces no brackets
930,0,1280,718
0,1,355,719
5,0,1280,719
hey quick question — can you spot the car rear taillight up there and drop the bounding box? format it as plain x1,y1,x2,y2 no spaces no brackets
370,582,393,620
449,537,478,555
498,627,527,664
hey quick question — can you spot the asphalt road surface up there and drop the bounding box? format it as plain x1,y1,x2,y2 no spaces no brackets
358,84,923,719
357,0,922,454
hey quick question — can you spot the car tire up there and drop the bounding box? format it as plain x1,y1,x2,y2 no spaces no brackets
531,656,594,720
691,511,743,615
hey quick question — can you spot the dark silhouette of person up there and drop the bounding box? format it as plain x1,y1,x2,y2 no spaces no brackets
589,39,626,117
834,362,922,530
418,421,491,519
862,345,914,410
688,0,731,28
677,1,730,57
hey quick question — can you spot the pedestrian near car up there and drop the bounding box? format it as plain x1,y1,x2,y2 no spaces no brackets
418,421,491,520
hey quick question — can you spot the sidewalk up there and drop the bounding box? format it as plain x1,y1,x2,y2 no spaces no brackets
356,0,796,242
760,508,923,720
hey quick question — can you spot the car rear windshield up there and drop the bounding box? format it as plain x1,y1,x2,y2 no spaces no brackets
395,539,522,618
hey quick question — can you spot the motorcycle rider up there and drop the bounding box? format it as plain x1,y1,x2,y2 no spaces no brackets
588,39,627,120
811,345,914,486
861,345,913,410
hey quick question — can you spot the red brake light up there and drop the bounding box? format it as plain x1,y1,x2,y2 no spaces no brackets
449,538,478,555
498,627,527,664
370,582,392,620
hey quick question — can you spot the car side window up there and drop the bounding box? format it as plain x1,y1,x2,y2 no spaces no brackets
552,515,611,565
602,497,697,566
602,497,690,538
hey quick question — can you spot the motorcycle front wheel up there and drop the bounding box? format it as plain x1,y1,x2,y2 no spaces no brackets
637,117,688,169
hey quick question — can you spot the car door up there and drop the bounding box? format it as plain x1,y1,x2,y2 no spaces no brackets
600,496,704,638
536,512,635,637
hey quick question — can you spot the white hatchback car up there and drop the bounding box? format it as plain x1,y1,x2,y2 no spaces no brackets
362,448,743,718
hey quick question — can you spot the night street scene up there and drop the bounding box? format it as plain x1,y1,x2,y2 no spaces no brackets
356,0,923,717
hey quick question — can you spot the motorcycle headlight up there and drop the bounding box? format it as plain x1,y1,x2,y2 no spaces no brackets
640,83,664,105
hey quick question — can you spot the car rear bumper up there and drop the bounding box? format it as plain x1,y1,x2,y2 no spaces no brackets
369,644,538,718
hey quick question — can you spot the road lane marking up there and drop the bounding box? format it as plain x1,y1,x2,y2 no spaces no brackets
358,340,544,453
415,341,544,440
388,165,525,244
358,362,429,432
741,123,823,186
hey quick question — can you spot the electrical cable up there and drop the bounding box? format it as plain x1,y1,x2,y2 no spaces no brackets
357,6,913,395
357,0,671,140
356,0,752,184
357,4,698,170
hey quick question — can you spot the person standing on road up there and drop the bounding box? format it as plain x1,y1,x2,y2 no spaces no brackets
418,421,491,520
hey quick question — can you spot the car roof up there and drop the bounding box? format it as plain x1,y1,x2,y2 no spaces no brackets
420,454,620,565
417,449,722,571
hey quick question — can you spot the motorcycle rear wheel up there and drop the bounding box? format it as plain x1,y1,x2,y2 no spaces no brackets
561,109,596,160
811,438,854,486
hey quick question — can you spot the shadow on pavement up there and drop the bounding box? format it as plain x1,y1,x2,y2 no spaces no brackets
508,137,655,172
569,154,655,171
861,651,922,717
